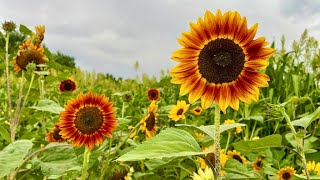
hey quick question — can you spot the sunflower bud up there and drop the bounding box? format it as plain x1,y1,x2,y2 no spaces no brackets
122,92,133,103
2,21,16,33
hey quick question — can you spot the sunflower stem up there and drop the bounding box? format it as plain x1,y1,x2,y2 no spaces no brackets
4,32,14,142
224,131,231,154
81,148,90,180
121,101,126,118
214,104,221,180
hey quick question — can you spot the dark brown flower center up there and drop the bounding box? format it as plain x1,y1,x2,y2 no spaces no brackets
282,172,291,180
145,112,155,131
195,109,200,113
63,81,73,91
256,160,262,168
75,106,104,134
150,91,157,98
206,153,216,167
16,49,45,70
53,128,62,140
233,154,243,163
177,109,184,115
198,38,245,84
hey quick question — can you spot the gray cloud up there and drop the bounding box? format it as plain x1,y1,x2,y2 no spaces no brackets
1,0,319,78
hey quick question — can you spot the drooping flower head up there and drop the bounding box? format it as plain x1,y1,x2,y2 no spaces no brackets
47,124,65,142
59,78,77,92
140,101,158,139
277,167,295,180
170,10,275,113
13,40,49,73
168,100,190,121
147,88,160,101
58,92,117,150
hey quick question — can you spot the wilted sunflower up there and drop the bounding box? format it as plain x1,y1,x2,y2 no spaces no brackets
277,167,295,180
59,78,77,92
191,106,203,115
168,100,190,121
58,92,117,150
47,124,65,142
147,88,160,101
170,10,275,113
302,161,320,176
223,119,242,134
34,25,45,45
13,40,49,73
227,150,247,165
192,167,214,180
140,101,158,139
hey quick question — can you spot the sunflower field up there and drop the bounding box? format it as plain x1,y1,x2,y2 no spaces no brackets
0,10,320,180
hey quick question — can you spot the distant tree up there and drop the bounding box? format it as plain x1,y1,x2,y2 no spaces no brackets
53,51,76,68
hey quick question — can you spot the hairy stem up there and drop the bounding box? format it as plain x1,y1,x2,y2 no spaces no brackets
81,148,91,180
214,104,221,180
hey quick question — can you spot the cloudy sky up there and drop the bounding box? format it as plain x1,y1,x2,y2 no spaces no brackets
1,0,320,78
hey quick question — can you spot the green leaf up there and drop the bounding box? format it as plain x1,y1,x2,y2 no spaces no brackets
19,24,32,35
233,134,282,155
29,99,64,114
224,159,256,179
34,143,80,178
0,125,11,143
117,118,131,130
117,128,207,161
294,174,320,180
291,106,320,128
0,140,33,178
177,123,246,140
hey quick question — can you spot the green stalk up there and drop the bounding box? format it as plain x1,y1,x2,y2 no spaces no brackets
121,101,126,118
224,131,231,154
214,104,221,180
250,121,257,140
81,148,91,180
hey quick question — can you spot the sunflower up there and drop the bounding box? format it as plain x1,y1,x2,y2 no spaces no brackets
302,161,320,176
191,106,203,115
170,10,275,113
59,78,77,92
223,119,242,134
277,167,295,180
147,88,160,101
139,101,158,139
13,40,49,73
252,157,264,171
227,150,247,165
199,145,228,169
168,100,190,121
192,167,214,180
58,92,117,150
47,124,65,142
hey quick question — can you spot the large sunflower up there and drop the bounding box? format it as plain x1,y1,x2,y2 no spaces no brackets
59,78,77,92
47,124,65,142
170,10,275,113
139,101,158,139
13,40,49,73
58,92,117,150
168,100,190,121
277,167,295,180
147,88,160,101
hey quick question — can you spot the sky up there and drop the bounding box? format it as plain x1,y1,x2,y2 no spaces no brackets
1,0,320,79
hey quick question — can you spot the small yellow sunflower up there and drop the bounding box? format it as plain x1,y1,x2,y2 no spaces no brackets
302,161,320,176
223,119,242,134
139,101,158,139
58,92,118,150
59,78,77,92
191,106,203,115
170,10,275,113
147,88,160,101
47,124,65,142
13,40,49,73
227,150,247,165
199,145,228,169
192,167,214,180
168,100,190,121
252,157,264,171
195,133,205,140
277,167,295,180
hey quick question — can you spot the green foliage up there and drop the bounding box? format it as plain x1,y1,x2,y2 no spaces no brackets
29,99,64,114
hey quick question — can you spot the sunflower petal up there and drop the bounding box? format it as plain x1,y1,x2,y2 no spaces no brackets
201,84,216,109
188,78,207,104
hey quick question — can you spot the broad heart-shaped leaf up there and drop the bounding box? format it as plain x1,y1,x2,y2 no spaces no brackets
19,24,32,35
176,123,246,140
292,106,320,129
233,134,282,155
29,99,64,114
0,125,11,143
224,159,256,179
117,128,208,161
33,143,81,179
0,140,33,178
